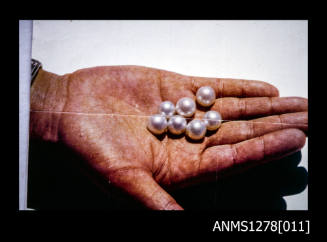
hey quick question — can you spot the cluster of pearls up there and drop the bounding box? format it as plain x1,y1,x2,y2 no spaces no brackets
147,86,222,140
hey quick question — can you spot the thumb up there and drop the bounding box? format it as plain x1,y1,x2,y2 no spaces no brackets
109,168,183,210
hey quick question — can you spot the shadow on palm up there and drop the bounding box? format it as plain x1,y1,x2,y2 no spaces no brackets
27,140,307,210
171,151,308,210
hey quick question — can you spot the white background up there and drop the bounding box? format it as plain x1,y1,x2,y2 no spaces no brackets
27,20,308,210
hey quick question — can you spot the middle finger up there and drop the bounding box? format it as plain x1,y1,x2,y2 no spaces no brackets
199,96,308,120
205,112,308,148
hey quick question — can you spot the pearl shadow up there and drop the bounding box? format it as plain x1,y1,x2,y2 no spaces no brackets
167,132,185,140
153,132,167,141
205,129,218,138
195,102,214,112
185,135,204,144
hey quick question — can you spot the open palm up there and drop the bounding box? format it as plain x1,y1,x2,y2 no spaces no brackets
30,65,308,210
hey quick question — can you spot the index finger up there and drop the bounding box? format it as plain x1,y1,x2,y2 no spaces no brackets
190,76,279,98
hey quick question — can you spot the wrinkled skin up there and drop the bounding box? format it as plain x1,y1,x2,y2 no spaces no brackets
30,65,308,210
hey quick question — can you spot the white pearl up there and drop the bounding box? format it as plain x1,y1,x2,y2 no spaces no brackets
176,97,196,117
186,119,207,140
168,115,187,135
159,101,175,118
196,86,216,107
203,111,222,131
147,114,167,135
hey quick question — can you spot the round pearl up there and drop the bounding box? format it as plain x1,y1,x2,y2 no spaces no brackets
147,114,167,135
168,115,187,135
159,101,175,118
196,86,216,107
186,119,207,140
203,111,222,131
176,97,196,117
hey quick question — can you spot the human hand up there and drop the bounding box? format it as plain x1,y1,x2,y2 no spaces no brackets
30,65,308,210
